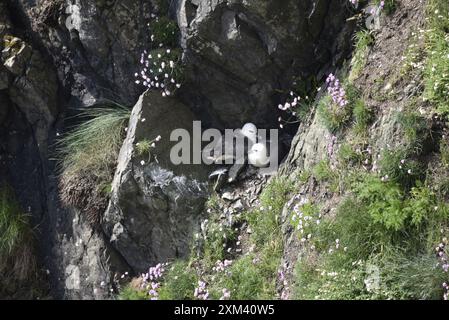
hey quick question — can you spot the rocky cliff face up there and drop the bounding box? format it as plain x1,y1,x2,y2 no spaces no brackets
175,0,353,127
103,91,210,272
0,0,354,299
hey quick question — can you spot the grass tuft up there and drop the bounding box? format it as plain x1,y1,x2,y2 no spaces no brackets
349,30,374,82
424,0,449,114
0,184,39,298
56,105,130,226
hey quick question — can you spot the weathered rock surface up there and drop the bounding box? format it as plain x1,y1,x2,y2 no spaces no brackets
11,0,153,107
103,91,209,272
175,0,354,127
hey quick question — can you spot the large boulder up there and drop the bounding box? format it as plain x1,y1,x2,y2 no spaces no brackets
12,0,154,107
103,91,210,272
175,0,354,127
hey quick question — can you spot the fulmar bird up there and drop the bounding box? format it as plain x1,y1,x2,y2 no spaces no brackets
205,123,258,189
248,143,270,168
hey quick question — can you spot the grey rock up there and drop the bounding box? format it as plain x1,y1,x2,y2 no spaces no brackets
14,0,153,107
2,41,32,76
103,91,210,272
221,191,234,201
281,110,330,174
57,209,121,300
0,65,8,90
7,47,58,151
175,0,353,127
233,199,243,211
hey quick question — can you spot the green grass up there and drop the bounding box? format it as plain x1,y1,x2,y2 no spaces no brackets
401,30,426,77
349,30,374,82
317,82,360,133
352,99,373,134
312,159,340,192
247,177,293,247
379,147,425,190
375,249,447,299
440,138,449,168
312,159,334,182
0,184,38,297
135,139,152,158
317,95,351,133
0,186,30,256
210,253,278,300
293,169,449,300
424,0,449,114
395,110,430,153
201,216,237,267
56,105,130,222
158,261,198,300
149,16,180,48
118,285,149,300
56,105,130,178
337,143,364,167
294,253,370,300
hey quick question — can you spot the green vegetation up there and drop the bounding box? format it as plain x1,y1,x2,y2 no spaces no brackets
201,215,237,267
396,110,430,152
0,186,30,256
149,16,179,48
294,2,449,299
317,81,362,133
312,159,336,182
349,30,374,82
352,99,373,134
118,285,149,300
317,95,351,133
0,184,39,298
379,148,425,189
208,177,293,299
424,0,449,114
401,30,426,77
56,104,130,225
146,47,185,85
312,159,340,192
294,172,449,299
56,105,130,181
440,138,449,168
158,261,198,300
337,143,364,167
135,139,152,158
118,177,293,300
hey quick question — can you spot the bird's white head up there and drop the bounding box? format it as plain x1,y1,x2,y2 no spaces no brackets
241,123,258,143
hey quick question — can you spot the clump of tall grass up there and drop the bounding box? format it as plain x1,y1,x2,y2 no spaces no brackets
349,30,374,82
424,0,449,114
56,104,130,226
0,184,38,298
